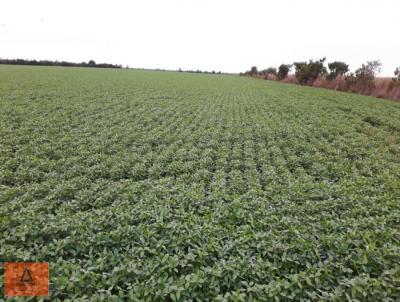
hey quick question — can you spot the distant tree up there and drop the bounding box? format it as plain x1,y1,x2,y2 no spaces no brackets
265,67,277,76
277,64,291,80
328,61,349,79
0,58,121,68
260,67,278,80
355,60,381,81
394,67,400,81
294,58,327,84
250,66,258,77
346,60,382,91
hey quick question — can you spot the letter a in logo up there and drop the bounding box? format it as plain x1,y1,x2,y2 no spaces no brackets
19,267,34,284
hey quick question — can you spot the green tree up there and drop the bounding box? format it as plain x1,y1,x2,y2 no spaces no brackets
277,64,291,80
394,67,400,81
328,61,349,79
355,60,381,81
294,58,327,84
250,66,258,76
345,60,382,92
265,67,277,76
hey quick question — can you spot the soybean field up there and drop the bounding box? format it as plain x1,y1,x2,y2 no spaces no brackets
1,65,400,301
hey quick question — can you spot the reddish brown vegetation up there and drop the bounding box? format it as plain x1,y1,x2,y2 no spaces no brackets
242,63,400,101
281,75,298,84
265,73,277,81
310,75,400,101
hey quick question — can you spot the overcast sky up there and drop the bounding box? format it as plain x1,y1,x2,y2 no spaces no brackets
1,0,399,75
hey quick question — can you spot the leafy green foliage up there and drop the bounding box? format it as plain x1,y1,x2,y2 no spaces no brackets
393,67,400,81
346,60,382,92
277,64,291,80
263,67,277,76
327,61,349,79
294,58,327,84
1,65,400,301
249,66,258,77
354,60,382,82
0,58,122,68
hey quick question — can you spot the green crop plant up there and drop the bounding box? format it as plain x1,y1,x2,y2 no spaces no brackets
1,65,400,301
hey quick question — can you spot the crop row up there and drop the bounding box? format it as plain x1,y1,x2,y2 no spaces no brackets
0,66,399,300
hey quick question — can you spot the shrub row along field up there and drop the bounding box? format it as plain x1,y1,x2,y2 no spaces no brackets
243,61,400,101
1,65,400,301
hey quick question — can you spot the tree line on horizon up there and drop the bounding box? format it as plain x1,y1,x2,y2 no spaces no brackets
0,58,122,69
0,58,229,74
241,59,400,101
